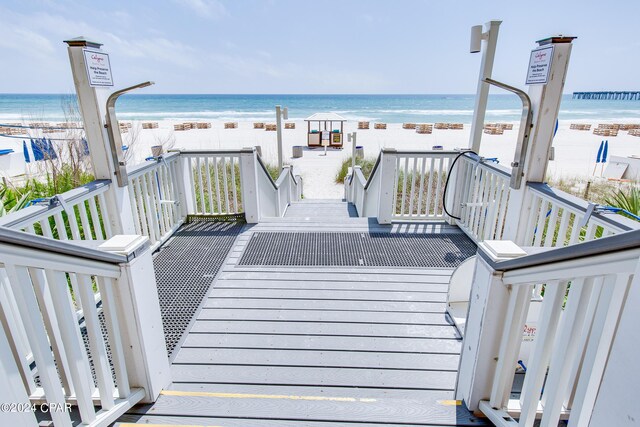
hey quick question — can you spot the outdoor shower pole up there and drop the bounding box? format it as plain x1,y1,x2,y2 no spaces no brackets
275,105,288,171
64,37,136,234
469,20,502,153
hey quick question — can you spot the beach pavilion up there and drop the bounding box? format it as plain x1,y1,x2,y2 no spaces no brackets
304,112,346,148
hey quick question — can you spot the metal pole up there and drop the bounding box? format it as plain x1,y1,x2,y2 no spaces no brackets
469,20,502,153
348,132,357,169
276,105,283,170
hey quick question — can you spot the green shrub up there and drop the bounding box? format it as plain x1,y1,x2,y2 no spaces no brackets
335,157,377,183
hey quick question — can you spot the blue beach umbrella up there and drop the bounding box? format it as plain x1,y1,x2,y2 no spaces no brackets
23,140,30,163
593,140,605,176
602,140,609,163
81,138,90,156
31,139,44,161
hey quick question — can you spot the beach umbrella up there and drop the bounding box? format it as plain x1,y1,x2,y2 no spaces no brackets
31,139,44,161
23,140,30,163
593,140,605,175
600,140,609,176
46,139,58,160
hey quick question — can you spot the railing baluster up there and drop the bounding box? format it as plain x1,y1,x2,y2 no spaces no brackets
543,205,560,247
45,270,96,423
433,156,445,217
230,156,239,213
88,197,105,240
222,156,230,214
150,171,166,238
204,157,214,214
424,157,436,217
399,156,409,216
128,177,142,236
213,156,222,214
77,200,94,240
416,156,427,217
407,156,418,216
53,212,69,240
97,192,113,238
67,206,82,240
76,273,115,410
39,218,53,238
97,277,130,398
196,156,206,214
139,174,158,244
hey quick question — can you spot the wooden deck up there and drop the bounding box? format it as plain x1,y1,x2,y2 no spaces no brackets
119,201,489,426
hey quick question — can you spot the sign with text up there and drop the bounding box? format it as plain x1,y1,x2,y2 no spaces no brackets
526,45,554,85
83,49,113,87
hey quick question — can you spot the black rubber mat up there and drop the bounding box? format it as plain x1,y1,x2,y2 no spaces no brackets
152,221,242,356
239,232,476,268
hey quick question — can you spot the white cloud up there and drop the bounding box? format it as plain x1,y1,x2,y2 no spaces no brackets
173,0,227,19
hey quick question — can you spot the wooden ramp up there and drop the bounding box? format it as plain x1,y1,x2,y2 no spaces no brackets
119,201,489,426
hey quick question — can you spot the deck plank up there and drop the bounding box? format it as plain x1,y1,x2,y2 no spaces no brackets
197,308,453,325
203,297,446,312
173,348,460,371
210,288,448,302
188,320,459,339
181,333,461,354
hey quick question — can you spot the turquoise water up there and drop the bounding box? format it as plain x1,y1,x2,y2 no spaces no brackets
0,93,638,123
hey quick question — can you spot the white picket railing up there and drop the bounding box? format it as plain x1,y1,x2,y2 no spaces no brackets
460,231,640,427
255,154,303,218
519,183,637,247
455,154,512,241
392,151,458,220
180,150,243,216
0,180,113,241
0,229,155,427
127,153,184,250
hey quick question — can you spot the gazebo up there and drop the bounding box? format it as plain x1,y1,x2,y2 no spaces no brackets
304,112,346,148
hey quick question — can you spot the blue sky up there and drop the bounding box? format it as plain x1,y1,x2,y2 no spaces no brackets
0,0,638,94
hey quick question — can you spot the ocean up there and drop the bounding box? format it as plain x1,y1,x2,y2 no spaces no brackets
0,93,639,124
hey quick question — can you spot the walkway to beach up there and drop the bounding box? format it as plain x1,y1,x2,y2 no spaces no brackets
117,200,488,426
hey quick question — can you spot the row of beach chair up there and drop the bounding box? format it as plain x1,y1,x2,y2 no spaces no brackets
174,122,211,131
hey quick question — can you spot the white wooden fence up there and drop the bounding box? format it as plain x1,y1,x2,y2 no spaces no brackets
0,180,113,241
0,228,169,427
454,155,512,241
458,230,640,427
127,152,183,250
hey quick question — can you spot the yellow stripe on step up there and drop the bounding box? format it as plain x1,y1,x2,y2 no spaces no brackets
161,389,377,403
438,399,463,406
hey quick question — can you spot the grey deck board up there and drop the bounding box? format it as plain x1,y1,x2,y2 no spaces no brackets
173,348,460,371
197,308,453,325
181,333,461,353
127,392,485,425
213,278,451,291
210,288,448,302
120,205,484,426
217,271,451,282
118,414,461,427
171,364,457,390
188,320,458,338
204,297,446,312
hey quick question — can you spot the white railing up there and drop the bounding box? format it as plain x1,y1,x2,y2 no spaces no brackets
127,153,184,250
255,155,303,218
0,180,113,241
180,150,243,216
455,154,512,241
0,228,170,427
457,230,640,427
519,182,638,247
344,154,382,218
392,151,458,220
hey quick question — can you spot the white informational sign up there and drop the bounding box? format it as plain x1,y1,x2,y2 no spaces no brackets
526,45,554,85
83,49,113,87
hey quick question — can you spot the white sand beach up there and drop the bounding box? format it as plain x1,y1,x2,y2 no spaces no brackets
121,119,640,199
